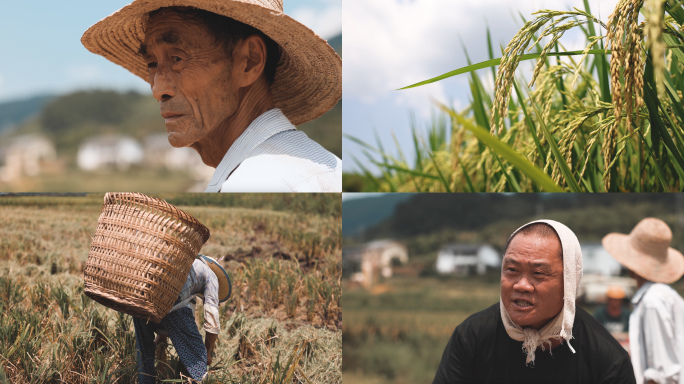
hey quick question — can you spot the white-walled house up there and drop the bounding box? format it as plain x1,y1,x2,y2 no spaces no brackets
436,244,500,275
581,243,623,276
343,240,408,289
77,135,143,171
0,134,56,182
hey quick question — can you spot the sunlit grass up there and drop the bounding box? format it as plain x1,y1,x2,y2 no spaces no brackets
0,194,341,383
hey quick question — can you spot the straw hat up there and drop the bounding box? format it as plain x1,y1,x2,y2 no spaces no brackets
199,254,232,303
605,286,626,300
602,218,684,284
81,0,341,127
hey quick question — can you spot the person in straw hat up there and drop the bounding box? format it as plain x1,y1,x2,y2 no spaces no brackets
133,254,231,383
593,286,631,334
603,218,684,384
82,0,342,192
433,220,635,384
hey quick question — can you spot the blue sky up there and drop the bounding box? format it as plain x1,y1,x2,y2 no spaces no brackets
0,0,341,103
342,0,620,172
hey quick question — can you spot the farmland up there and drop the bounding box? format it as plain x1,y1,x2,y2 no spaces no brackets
342,275,500,384
0,193,341,383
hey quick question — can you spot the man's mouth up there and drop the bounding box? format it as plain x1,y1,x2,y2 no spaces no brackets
513,299,533,308
162,113,183,123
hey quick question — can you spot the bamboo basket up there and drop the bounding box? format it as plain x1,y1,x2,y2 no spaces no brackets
84,192,210,323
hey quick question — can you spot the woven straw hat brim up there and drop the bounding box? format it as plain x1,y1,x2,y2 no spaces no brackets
81,0,341,127
200,255,232,303
602,233,684,284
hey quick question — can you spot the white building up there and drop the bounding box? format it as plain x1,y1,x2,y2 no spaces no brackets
579,243,634,303
436,244,500,275
143,133,213,188
0,134,56,182
581,243,623,276
77,135,143,171
344,240,408,289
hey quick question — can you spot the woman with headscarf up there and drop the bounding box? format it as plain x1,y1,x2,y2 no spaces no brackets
432,220,635,384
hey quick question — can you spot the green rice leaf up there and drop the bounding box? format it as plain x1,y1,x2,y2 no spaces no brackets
399,50,610,89
525,87,582,192
441,106,564,192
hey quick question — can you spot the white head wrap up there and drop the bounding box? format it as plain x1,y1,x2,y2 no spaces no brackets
499,219,583,365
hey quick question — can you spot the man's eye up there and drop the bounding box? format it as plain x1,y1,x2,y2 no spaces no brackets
147,62,158,69
171,56,182,63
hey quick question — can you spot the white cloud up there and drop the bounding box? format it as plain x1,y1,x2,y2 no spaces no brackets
342,0,621,171
290,4,342,39
343,0,620,104
65,64,102,83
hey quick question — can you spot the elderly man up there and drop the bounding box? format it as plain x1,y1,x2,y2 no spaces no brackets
82,0,342,192
433,220,635,384
603,218,684,384
133,254,231,383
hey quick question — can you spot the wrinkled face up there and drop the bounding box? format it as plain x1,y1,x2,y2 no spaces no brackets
501,233,564,329
141,11,240,147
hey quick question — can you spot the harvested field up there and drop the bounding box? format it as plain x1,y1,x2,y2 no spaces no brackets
0,193,341,383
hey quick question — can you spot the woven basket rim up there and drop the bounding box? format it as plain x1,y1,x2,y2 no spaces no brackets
102,192,210,244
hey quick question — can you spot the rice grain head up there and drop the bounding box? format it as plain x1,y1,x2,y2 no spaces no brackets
605,0,645,189
645,0,666,96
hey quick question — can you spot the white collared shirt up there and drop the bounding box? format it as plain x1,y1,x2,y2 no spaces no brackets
629,281,684,384
169,258,221,335
204,108,342,192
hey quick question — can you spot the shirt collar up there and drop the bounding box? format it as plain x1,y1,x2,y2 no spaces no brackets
631,281,654,305
205,108,295,192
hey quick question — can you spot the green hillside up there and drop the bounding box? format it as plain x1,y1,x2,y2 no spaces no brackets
342,193,412,238
0,95,55,133
345,194,684,264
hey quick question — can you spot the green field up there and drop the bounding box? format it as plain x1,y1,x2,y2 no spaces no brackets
0,194,341,383
342,275,501,384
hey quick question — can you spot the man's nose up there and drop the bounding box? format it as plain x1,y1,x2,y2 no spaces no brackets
151,65,176,102
513,276,534,292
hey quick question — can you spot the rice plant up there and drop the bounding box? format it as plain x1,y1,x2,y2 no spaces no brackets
348,0,684,192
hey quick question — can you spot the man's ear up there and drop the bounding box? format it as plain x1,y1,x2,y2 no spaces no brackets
233,34,267,88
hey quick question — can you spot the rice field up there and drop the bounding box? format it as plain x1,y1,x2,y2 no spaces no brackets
0,193,341,383
347,0,684,192
342,276,501,384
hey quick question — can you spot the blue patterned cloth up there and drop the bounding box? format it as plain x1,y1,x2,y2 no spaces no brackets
133,307,207,383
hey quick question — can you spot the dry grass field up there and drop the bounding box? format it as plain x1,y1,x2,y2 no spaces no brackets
0,193,341,383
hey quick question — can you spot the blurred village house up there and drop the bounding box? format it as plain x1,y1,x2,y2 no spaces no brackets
76,133,212,187
343,240,408,289
77,134,143,171
435,244,500,275
0,134,56,182
143,133,213,178
579,243,635,303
